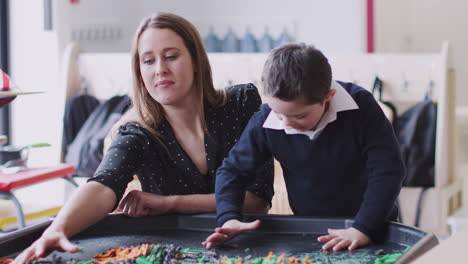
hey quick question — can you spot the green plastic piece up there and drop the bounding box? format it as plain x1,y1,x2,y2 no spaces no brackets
197,255,206,263
30,143,51,148
76,261,93,264
375,253,403,264
244,248,251,252
251,258,263,264
155,250,162,260
136,256,153,264
180,248,204,253
149,245,159,256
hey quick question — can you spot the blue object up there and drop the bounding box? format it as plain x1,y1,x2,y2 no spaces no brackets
240,27,258,53
257,27,274,52
275,28,292,48
222,27,240,52
204,26,221,52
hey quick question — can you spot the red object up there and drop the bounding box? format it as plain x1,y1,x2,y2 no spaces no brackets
1,70,10,90
70,0,79,3
0,96,16,108
0,164,75,191
367,0,374,53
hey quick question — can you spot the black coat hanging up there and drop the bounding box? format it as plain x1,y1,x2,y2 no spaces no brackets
372,76,398,126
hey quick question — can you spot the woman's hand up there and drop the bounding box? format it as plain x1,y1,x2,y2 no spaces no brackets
117,190,175,217
202,219,261,249
317,227,370,251
12,230,79,264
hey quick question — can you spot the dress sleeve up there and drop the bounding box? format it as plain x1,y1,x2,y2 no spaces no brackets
87,123,152,207
228,83,263,125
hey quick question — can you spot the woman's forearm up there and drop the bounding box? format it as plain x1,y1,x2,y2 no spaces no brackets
242,191,270,214
166,191,269,214
165,193,215,214
46,182,117,237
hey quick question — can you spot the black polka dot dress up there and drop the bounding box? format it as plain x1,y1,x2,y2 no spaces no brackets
88,83,274,208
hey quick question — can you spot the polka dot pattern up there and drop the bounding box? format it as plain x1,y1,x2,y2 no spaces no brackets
88,84,274,206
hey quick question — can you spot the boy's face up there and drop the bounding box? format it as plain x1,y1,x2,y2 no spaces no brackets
266,89,336,132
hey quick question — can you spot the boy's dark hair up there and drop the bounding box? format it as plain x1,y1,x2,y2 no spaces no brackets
262,43,332,104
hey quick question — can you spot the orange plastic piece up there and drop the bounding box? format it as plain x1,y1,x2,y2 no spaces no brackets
93,243,149,263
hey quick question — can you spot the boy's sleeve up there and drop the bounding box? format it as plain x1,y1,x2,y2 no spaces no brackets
244,158,274,206
227,84,275,208
215,110,273,226
352,93,406,241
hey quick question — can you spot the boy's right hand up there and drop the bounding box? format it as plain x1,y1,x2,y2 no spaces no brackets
202,219,261,249
12,231,79,264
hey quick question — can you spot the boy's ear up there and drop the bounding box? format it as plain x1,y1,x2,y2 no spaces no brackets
324,89,337,103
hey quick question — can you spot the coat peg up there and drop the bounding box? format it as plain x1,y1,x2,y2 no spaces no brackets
425,78,435,101
401,72,409,92
424,68,436,100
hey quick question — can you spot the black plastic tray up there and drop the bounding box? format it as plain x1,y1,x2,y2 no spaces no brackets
0,214,438,264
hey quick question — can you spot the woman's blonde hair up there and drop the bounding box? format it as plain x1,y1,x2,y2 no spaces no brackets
124,12,225,140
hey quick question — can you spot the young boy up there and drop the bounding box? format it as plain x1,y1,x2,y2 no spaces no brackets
202,43,405,251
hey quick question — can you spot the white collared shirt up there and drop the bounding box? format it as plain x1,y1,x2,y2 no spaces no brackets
262,81,359,140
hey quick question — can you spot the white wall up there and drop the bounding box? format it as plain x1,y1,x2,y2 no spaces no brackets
9,0,63,165
55,0,138,53
375,0,467,106
7,0,67,210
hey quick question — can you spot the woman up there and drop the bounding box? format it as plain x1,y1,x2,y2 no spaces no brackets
13,12,273,264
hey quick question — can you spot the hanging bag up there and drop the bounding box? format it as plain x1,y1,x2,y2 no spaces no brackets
372,76,398,125
394,98,437,187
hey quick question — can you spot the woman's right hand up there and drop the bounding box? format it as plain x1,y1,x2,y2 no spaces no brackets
117,190,175,217
12,230,79,264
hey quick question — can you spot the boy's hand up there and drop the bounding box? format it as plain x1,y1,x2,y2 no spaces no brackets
202,219,260,249
317,227,370,251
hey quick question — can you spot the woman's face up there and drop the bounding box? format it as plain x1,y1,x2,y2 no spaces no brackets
138,27,196,107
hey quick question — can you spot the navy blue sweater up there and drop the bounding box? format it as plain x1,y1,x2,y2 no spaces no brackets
215,82,405,241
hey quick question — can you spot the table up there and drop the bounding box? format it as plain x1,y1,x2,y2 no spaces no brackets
0,164,77,228
0,91,42,108
0,214,438,264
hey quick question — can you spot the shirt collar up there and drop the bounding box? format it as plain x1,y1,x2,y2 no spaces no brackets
262,81,359,140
